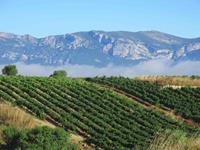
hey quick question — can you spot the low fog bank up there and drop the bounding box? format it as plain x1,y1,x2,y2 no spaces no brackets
0,59,200,77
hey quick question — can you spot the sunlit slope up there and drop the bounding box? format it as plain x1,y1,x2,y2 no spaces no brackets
87,77,200,123
0,76,197,150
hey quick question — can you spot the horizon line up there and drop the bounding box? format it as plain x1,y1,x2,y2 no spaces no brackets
0,30,199,39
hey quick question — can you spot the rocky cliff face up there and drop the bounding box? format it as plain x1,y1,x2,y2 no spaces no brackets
0,31,200,66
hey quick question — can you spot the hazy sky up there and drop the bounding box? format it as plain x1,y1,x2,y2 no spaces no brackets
0,0,199,38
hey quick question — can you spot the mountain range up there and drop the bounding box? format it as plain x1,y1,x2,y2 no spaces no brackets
0,30,200,67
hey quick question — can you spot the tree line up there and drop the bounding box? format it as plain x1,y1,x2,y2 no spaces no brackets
1,65,67,77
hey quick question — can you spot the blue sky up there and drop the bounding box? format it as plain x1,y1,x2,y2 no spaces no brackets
0,0,200,38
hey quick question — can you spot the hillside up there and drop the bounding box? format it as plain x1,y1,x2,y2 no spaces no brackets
0,102,92,150
87,77,200,124
0,31,200,66
0,75,199,150
0,103,53,145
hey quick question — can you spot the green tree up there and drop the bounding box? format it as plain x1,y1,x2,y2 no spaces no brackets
2,65,18,76
50,70,67,78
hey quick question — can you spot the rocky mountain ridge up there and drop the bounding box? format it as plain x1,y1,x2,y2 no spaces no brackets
0,31,200,66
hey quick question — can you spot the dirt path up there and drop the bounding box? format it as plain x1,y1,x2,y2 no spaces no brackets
94,83,199,128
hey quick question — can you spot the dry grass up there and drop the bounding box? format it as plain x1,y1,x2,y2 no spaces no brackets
0,103,39,128
0,102,93,149
0,102,56,128
148,130,200,150
0,125,6,144
70,134,95,150
136,76,200,87
0,103,42,144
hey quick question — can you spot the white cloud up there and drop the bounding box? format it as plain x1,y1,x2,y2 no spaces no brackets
0,59,200,77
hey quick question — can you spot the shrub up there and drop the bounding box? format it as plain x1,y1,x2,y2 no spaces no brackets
2,126,78,150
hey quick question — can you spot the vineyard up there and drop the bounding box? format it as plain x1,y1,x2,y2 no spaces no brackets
0,76,199,150
87,76,200,124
